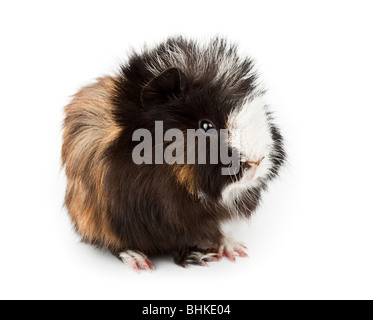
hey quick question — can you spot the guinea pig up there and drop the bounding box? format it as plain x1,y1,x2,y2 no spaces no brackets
61,36,286,270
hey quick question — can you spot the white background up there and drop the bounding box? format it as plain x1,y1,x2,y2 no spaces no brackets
1,0,372,300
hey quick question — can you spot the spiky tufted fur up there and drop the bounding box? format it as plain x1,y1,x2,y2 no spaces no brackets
62,36,286,266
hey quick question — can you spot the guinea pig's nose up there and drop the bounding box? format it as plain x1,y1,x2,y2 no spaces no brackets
243,157,265,181
247,156,265,167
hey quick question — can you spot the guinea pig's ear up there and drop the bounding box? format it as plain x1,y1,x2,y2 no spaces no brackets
141,67,186,108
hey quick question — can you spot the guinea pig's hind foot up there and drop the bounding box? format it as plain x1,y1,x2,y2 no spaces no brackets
217,241,248,262
118,250,155,272
173,247,219,268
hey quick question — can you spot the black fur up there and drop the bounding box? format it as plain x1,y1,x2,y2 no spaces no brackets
63,36,286,267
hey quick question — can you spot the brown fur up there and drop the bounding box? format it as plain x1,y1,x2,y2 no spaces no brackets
174,165,196,196
62,77,122,251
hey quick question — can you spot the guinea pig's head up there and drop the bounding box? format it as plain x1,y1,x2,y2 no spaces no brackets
139,65,286,204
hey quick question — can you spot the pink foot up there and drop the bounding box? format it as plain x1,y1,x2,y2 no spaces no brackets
218,241,248,262
119,250,155,272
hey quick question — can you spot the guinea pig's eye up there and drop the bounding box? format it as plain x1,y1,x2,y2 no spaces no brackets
199,120,214,132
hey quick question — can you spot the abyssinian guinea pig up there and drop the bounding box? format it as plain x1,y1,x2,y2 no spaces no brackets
62,37,286,270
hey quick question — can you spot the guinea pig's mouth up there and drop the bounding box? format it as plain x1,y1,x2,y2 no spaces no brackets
241,156,265,181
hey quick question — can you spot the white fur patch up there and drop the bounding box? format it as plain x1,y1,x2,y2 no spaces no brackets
222,93,273,207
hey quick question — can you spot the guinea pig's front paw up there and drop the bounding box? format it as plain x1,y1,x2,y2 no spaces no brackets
119,250,155,272
173,247,219,268
185,251,219,268
217,240,249,262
